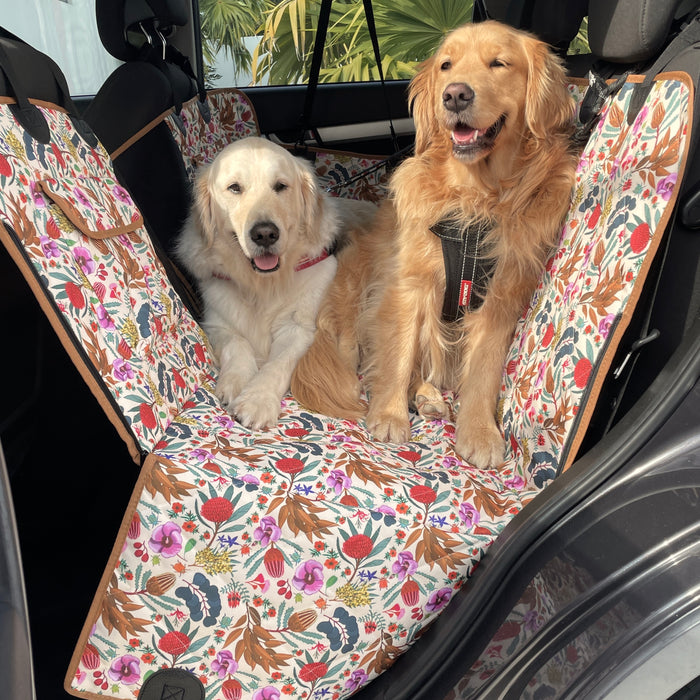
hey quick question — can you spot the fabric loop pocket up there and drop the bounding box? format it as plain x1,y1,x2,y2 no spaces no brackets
36,176,143,239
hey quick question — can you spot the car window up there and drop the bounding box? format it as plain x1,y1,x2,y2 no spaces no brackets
205,0,477,88
205,0,589,89
1,0,120,97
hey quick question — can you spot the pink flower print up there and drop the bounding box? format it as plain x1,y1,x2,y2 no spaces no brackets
326,469,351,496
523,609,541,633
598,313,616,339
391,551,418,581
211,650,237,679
112,358,134,381
656,173,677,201
504,475,525,490
292,560,324,594
459,502,480,528
113,184,133,205
40,235,60,258
96,304,115,330
254,516,281,546
148,521,182,557
73,246,95,275
345,668,369,691
425,586,453,612
252,687,280,700
107,654,140,684
73,186,92,209
191,448,215,463
632,105,649,134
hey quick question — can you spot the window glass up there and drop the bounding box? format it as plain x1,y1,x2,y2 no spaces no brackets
1,0,120,97
203,0,476,88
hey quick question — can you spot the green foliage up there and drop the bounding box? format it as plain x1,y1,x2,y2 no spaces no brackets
199,0,266,80
251,0,474,85
201,0,590,86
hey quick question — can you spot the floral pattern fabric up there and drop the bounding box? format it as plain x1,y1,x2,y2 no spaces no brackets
0,72,690,700
499,76,691,484
166,89,260,182
164,89,390,201
451,556,639,699
0,104,215,460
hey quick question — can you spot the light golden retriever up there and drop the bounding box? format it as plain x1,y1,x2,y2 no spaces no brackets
177,136,375,429
291,21,578,469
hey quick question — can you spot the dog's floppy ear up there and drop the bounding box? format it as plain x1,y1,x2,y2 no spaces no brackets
523,37,574,140
193,163,216,247
298,159,337,249
409,56,439,155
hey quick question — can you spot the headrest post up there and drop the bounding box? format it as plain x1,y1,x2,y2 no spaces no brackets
138,21,153,47
154,26,167,61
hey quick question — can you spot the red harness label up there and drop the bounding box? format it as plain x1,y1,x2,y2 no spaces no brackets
459,280,472,308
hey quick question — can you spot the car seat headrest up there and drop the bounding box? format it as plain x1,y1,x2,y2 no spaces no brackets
587,0,688,63
96,0,189,62
476,0,589,53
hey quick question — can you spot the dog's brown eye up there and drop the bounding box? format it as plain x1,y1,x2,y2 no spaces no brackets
440,60,451,71
273,182,288,193
228,183,241,194
490,58,507,68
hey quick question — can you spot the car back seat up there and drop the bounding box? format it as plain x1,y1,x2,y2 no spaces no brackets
0,4,696,700
84,0,392,273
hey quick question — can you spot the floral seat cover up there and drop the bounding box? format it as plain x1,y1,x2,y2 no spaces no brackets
163,89,391,202
0,70,691,700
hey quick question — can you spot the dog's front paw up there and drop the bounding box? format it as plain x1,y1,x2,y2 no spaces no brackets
367,408,411,444
216,372,251,411
454,419,505,470
232,388,282,430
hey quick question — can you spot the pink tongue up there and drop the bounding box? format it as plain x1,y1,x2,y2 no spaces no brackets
254,254,279,271
453,125,480,144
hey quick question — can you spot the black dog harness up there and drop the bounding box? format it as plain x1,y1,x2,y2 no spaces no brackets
430,216,494,322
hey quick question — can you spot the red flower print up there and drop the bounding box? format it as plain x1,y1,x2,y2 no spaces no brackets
275,457,305,475
401,579,420,606
342,534,373,560
397,450,421,463
285,427,309,438
200,497,233,523
0,153,12,177
221,678,242,700
65,281,85,309
157,630,190,658
80,643,100,670
587,202,602,229
573,357,593,389
630,222,650,254
299,661,328,683
264,547,285,577
139,403,157,430
409,484,437,504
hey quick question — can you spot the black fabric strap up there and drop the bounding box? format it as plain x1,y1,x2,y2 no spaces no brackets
430,217,494,323
0,26,97,147
362,0,399,151
297,0,399,152
627,12,700,125
298,0,332,147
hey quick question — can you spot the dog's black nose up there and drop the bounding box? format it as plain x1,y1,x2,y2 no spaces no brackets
250,221,279,248
442,83,474,112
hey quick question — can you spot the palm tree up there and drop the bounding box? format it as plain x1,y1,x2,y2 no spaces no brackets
252,0,474,85
198,0,267,83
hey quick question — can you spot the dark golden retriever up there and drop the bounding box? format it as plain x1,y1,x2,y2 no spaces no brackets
291,21,578,469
